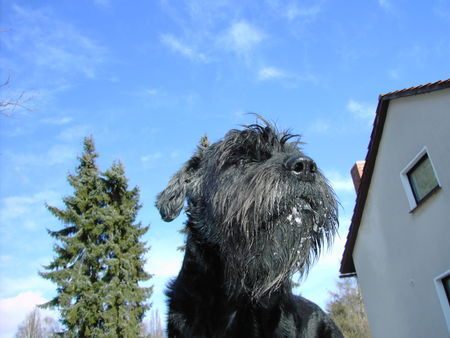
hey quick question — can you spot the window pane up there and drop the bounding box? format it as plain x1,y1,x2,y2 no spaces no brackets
407,155,439,202
443,275,450,306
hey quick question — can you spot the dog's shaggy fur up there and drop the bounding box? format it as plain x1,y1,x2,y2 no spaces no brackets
156,118,343,337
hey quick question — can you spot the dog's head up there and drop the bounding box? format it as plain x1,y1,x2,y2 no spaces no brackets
156,118,338,299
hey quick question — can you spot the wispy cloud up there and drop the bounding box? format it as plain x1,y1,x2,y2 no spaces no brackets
141,150,182,169
325,171,355,193
145,88,162,96
94,0,111,8
309,119,331,133
145,255,182,278
141,152,163,164
233,110,247,118
5,142,78,170
57,125,91,142
0,191,60,223
41,116,74,125
161,20,266,64
433,0,450,22
378,0,392,10
160,33,209,63
0,255,14,268
388,68,401,80
4,121,85,170
257,66,287,81
266,0,324,22
285,3,322,21
5,5,108,88
221,21,265,57
257,66,318,85
47,144,78,165
347,99,376,125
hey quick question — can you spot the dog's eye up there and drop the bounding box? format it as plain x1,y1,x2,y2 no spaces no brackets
235,158,246,167
257,150,271,162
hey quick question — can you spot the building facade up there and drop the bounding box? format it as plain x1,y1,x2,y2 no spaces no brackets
340,80,450,338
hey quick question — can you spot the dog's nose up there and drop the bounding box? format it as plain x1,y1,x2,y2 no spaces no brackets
285,156,317,181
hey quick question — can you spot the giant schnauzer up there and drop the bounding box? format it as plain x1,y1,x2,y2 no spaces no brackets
156,117,343,337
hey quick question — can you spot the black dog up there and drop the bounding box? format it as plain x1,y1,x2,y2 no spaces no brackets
156,118,343,337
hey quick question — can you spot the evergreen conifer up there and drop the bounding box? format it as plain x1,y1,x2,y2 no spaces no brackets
40,137,151,337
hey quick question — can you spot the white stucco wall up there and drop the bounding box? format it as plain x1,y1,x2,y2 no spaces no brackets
353,88,450,338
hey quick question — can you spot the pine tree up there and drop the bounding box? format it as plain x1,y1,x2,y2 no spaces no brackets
40,137,152,337
100,161,152,336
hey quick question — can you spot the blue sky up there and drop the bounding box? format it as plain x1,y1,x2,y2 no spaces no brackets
1,0,449,336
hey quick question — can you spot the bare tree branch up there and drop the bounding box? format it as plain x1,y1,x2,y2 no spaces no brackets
0,74,34,118
141,309,165,338
326,278,371,338
14,307,61,338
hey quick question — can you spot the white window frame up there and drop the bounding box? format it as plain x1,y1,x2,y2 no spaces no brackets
400,147,441,211
434,270,450,333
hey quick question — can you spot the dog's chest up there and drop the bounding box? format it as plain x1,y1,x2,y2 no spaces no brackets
215,303,298,338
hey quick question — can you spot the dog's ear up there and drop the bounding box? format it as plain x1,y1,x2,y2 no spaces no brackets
156,136,209,222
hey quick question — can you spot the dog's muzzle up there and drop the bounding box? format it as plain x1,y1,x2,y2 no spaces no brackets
284,155,317,182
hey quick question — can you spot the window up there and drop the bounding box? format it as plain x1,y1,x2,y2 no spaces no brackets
435,270,450,332
400,147,441,211
407,154,440,203
443,275,450,306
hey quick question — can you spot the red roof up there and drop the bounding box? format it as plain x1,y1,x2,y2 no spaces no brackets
340,78,450,276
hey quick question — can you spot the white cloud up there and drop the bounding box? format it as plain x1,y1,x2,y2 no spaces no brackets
141,152,163,164
23,219,38,230
47,145,78,165
36,31,106,79
0,292,58,338
141,152,168,169
0,275,55,299
233,110,246,118
5,5,108,86
257,66,318,84
0,190,60,224
326,171,355,193
388,68,401,80
378,0,392,10
285,3,322,21
266,0,323,22
221,21,265,57
94,0,111,7
185,92,199,105
347,99,376,125
5,143,77,169
257,66,287,81
433,0,450,22
145,88,162,96
145,239,183,278
146,256,182,278
41,117,74,125
0,255,14,267
309,119,331,133
57,125,91,142
160,34,209,63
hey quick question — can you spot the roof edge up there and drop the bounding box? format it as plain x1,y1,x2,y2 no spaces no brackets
381,78,450,101
339,98,390,275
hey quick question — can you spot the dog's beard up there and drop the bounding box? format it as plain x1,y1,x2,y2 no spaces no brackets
199,165,338,300
220,198,337,301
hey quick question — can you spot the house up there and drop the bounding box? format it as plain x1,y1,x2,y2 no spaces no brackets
340,79,450,338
